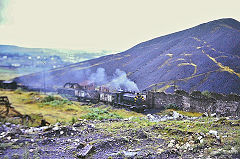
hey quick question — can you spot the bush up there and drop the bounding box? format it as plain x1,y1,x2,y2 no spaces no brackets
40,96,72,107
41,95,55,102
82,108,123,120
71,117,77,124
165,103,182,110
201,90,212,98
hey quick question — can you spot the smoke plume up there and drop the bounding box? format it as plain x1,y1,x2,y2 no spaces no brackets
88,68,139,92
89,68,107,85
109,69,139,92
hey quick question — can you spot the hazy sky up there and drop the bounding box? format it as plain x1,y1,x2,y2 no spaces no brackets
0,0,239,51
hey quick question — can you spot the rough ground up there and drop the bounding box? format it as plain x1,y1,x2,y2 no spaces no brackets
0,109,239,159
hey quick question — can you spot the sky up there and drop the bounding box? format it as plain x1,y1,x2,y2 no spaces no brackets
0,0,239,51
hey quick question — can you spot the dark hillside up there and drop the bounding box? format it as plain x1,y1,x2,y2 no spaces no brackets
15,18,240,94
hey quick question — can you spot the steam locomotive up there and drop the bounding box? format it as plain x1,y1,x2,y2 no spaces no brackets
57,82,148,112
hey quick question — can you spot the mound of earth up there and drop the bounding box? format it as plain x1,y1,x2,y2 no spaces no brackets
15,18,240,94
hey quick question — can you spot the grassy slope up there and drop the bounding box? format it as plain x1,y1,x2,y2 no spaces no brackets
0,90,142,125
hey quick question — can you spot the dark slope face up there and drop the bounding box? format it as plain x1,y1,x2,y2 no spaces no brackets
15,18,240,94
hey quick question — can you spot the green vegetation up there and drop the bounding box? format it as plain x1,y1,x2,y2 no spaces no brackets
81,108,123,120
201,90,212,98
94,116,240,156
0,89,239,158
0,90,89,124
0,143,13,149
39,95,72,107
0,90,143,125
165,103,182,110
71,116,77,124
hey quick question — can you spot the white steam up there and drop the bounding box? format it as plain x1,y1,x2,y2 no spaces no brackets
109,69,139,92
89,68,107,85
88,68,139,92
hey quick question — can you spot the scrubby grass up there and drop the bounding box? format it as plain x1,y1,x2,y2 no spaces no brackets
201,90,212,98
94,115,239,154
0,90,90,124
81,107,123,120
95,117,153,133
39,95,72,107
109,107,144,118
177,110,202,117
0,113,44,127
157,109,202,117
165,103,182,110
0,90,143,125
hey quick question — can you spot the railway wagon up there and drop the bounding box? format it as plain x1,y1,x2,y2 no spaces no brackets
76,90,100,103
57,82,149,112
100,91,148,111
99,92,115,104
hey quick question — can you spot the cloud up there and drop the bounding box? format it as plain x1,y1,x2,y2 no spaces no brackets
0,0,7,24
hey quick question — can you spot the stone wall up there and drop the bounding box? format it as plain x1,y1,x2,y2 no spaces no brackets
147,90,240,117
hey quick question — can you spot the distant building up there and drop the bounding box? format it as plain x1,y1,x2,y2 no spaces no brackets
11,63,21,67
0,81,17,89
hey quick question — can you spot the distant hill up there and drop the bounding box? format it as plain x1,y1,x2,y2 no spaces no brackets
15,18,240,94
0,45,115,80
0,45,115,63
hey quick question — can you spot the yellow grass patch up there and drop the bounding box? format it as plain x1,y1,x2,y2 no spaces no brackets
0,90,90,124
0,90,144,125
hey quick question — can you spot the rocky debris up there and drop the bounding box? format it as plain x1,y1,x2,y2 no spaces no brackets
167,140,176,148
129,129,148,139
77,143,85,149
0,112,239,159
93,137,129,150
202,112,219,118
0,123,23,140
197,136,204,144
210,147,239,157
73,122,85,127
108,150,140,158
42,126,79,137
38,138,56,145
122,150,138,158
23,125,52,134
157,149,180,159
73,119,88,127
208,130,222,145
209,130,218,137
210,113,217,117
146,111,198,122
77,144,94,158
202,112,209,117
87,124,95,131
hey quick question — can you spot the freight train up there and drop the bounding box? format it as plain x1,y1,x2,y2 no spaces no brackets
57,82,148,112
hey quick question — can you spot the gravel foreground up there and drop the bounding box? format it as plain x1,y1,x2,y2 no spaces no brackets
0,112,240,159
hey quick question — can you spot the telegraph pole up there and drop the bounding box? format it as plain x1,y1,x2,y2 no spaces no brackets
41,59,46,94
